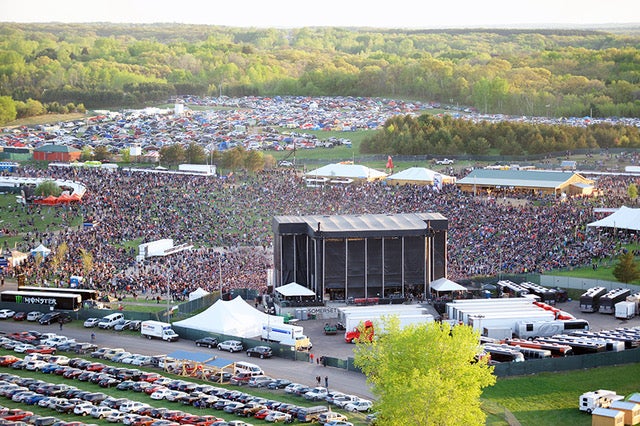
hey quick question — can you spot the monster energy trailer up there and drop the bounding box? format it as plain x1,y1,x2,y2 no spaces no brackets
1,290,82,310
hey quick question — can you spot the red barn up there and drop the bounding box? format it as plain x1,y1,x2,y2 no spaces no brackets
33,144,82,162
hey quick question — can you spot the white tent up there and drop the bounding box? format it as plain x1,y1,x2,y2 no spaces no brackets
305,163,387,182
430,277,467,295
587,206,640,231
275,282,316,297
30,244,51,258
386,167,456,186
188,287,209,301
173,296,283,338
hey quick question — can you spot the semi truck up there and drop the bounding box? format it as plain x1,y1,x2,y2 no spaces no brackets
615,301,636,319
514,319,589,340
141,320,179,342
261,323,312,350
344,314,434,343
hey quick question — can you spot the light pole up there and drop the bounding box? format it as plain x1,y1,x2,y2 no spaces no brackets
218,254,223,299
167,266,172,324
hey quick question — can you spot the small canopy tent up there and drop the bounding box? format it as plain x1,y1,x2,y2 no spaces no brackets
188,287,209,301
386,167,456,187
173,296,283,338
430,277,467,297
9,250,28,267
30,244,51,258
587,206,640,232
275,282,316,297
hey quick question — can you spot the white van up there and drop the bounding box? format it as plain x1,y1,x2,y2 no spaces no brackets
98,313,125,329
233,361,264,376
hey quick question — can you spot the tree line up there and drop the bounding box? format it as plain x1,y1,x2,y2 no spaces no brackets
1,23,640,124
360,114,640,156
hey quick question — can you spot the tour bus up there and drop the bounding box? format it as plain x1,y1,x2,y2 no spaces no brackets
18,285,98,302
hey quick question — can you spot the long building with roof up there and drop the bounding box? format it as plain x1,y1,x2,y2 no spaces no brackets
456,169,594,196
272,213,448,302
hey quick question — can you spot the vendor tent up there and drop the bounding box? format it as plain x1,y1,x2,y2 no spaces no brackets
188,287,209,301
305,163,387,183
430,277,467,296
173,296,283,338
30,244,51,258
587,206,640,231
275,282,316,297
9,250,28,267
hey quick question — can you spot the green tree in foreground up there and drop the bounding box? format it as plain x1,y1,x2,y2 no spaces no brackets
628,183,638,204
34,180,61,197
354,318,495,426
613,251,640,283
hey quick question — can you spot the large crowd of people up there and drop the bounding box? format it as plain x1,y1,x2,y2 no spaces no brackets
3,163,639,301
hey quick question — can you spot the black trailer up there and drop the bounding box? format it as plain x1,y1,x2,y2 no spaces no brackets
1,290,82,311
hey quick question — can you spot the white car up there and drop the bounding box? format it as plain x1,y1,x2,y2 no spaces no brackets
333,394,360,408
91,405,116,419
304,386,329,400
0,309,15,319
150,388,173,400
13,343,36,353
27,311,44,321
24,360,47,371
74,402,95,416
436,158,454,165
106,411,126,423
164,390,188,402
119,401,148,413
345,399,373,412
218,340,243,352
84,317,100,327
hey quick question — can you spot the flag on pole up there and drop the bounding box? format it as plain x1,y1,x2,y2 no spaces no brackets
386,155,394,169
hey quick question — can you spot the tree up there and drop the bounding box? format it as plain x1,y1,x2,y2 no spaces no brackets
354,317,495,426
628,183,638,203
120,148,131,163
613,251,640,284
160,144,185,166
79,248,94,279
93,146,111,161
49,242,68,276
0,96,17,125
184,142,207,164
34,180,61,197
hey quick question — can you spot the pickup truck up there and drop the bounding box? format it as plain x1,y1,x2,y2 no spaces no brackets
436,158,454,165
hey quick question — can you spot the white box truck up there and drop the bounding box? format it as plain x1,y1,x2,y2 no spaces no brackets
615,301,636,319
141,320,179,342
262,323,312,350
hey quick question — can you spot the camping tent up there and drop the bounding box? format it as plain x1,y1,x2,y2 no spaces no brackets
587,206,640,231
30,244,51,258
173,296,284,338
188,287,210,301
430,277,467,296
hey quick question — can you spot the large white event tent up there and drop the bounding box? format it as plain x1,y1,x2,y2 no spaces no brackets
587,206,640,232
173,296,283,338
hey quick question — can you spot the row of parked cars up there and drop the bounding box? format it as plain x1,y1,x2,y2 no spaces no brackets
0,309,72,325
84,317,142,331
194,338,273,359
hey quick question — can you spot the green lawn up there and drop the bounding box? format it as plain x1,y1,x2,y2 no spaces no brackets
482,363,640,426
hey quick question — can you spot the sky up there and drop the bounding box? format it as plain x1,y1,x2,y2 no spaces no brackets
1,0,639,29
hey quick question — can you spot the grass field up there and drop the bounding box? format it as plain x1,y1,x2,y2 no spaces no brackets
482,363,640,426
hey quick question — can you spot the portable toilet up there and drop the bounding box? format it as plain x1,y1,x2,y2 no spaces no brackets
591,408,624,426
609,400,640,426
628,393,640,404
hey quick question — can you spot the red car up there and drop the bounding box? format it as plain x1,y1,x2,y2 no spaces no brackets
0,355,20,366
253,409,273,420
12,312,27,321
8,332,36,342
179,415,223,425
86,362,106,372
26,345,57,355
0,410,33,421
140,372,162,383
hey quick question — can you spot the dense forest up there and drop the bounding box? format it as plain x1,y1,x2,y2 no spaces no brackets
361,114,640,156
1,23,640,124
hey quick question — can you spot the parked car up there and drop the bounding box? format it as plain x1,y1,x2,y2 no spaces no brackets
13,311,27,321
83,318,100,328
246,346,272,359
114,320,131,331
218,340,243,352
267,378,292,390
0,309,16,319
195,337,218,348
27,312,44,321
345,399,373,412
